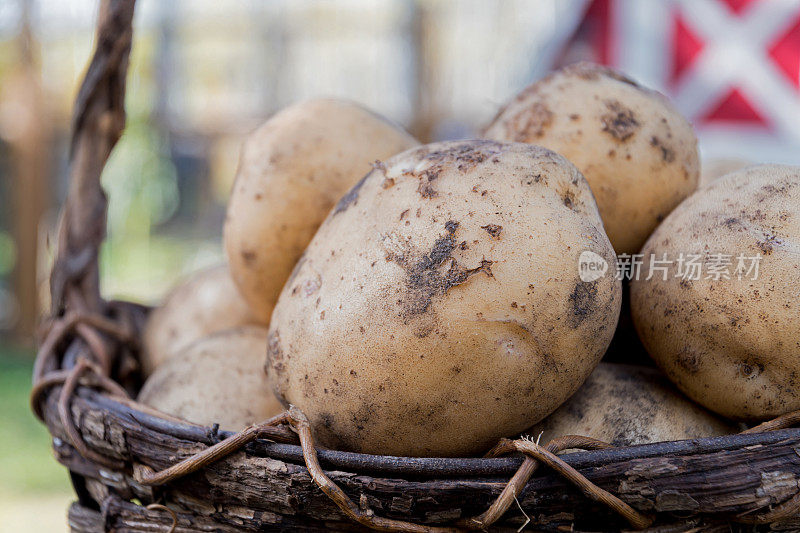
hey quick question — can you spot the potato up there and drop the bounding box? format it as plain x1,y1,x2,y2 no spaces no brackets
631,165,800,420
483,62,699,254
141,265,263,375
266,140,621,457
224,99,418,322
138,326,283,431
528,363,736,446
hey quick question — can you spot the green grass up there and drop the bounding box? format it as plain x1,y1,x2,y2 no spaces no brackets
0,342,72,497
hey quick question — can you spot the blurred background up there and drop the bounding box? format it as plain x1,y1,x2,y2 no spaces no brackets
0,0,798,530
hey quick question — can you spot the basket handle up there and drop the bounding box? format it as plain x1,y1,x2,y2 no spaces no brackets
49,0,136,317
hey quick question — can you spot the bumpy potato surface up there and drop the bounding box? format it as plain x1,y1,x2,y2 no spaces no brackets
225,99,418,322
529,363,736,446
142,265,263,375
139,326,282,431
484,62,699,254
267,140,621,456
632,165,800,420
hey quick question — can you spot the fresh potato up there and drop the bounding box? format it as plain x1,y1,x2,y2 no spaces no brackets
483,62,699,254
529,363,736,446
266,140,621,457
224,99,418,322
138,326,283,431
141,265,263,376
631,165,800,420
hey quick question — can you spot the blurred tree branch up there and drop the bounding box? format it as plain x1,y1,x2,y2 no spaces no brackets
7,0,50,343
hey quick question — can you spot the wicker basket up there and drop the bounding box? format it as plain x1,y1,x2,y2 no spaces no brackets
32,1,800,531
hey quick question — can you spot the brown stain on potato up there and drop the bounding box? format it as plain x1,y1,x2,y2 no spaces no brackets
568,281,598,328
562,62,640,87
481,224,503,238
483,62,645,143
650,136,676,163
676,347,700,374
510,102,553,141
520,173,547,188
266,330,288,401
601,100,640,141
267,330,284,365
739,360,764,380
372,159,387,174
723,217,739,229
389,221,494,320
759,182,795,200
408,141,505,199
562,191,576,209
334,172,370,214
240,250,257,266
756,233,782,255
417,180,438,199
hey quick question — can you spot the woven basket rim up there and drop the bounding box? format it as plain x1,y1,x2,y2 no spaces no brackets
81,385,800,475
39,363,800,530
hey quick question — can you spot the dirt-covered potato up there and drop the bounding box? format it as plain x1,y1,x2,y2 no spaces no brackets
631,165,800,420
266,140,621,457
224,99,418,322
529,363,736,446
141,265,263,376
138,326,282,431
483,62,699,254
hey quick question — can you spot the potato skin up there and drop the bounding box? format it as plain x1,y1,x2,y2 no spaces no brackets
138,326,283,431
224,99,418,322
529,363,736,446
483,62,699,254
267,140,621,457
141,265,263,375
631,165,800,420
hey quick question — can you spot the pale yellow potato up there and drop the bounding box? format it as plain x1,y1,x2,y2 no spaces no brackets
141,265,263,376
267,140,621,457
484,62,699,254
631,165,800,420
138,326,283,431
529,363,736,446
224,99,418,322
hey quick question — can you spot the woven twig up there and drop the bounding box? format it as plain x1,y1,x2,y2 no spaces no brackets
32,0,136,475
49,0,134,317
741,408,800,434
31,310,135,418
31,310,133,469
462,434,614,529
30,358,128,419
145,504,177,533
133,407,652,531
57,358,126,469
